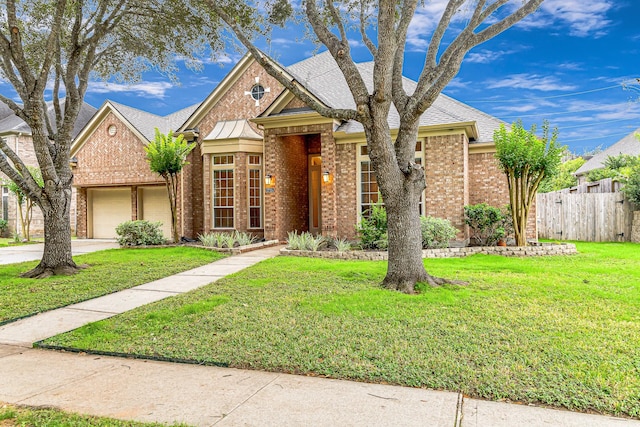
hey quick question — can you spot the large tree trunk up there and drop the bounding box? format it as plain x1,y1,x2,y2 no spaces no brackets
21,183,78,278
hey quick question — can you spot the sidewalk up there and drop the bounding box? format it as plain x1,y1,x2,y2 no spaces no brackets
0,246,638,426
0,239,119,265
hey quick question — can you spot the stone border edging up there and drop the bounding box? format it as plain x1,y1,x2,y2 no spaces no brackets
196,239,281,255
280,243,577,260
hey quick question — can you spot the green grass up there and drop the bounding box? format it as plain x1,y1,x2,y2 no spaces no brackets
0,247,225,324
0,403,191,426
0,237,43,247
42,242,640,418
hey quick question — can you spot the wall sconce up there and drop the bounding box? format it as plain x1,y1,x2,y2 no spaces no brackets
70,156,78,167
322,170,331,183
265,174,274,186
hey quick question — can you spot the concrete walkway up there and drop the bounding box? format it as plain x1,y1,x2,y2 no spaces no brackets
0,246,638,426
0,239,119,265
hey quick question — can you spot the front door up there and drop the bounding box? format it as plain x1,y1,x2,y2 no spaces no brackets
308,155,322,234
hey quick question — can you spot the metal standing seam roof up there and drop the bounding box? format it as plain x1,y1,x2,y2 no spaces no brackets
203,119,263,141
575,127,640,176
284,51,506,142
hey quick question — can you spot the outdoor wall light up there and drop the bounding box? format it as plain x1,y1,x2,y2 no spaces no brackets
322,170,331,183
265,174,274,186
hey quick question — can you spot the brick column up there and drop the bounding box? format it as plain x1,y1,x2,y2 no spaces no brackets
76,187,88,238
321,129,337,238
632,211,640,243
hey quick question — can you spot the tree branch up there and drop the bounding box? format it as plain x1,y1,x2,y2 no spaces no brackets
359,1,377,56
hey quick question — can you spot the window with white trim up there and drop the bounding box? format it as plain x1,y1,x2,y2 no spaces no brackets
357,141,425,216
212,155,234,228
248,155,262,229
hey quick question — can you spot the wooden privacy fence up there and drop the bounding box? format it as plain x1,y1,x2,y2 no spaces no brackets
537,192,634,242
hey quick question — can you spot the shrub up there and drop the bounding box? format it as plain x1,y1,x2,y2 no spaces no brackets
356,202,388,250
0,219,7,236
199,231,257,248
464,203,506,246
116,220,165,247
622,164,640,206
286,231,325,251
420,216,458,249
333,237,352,252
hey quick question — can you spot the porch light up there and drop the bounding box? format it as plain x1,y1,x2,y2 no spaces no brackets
322,170,331,183
265,174,274,186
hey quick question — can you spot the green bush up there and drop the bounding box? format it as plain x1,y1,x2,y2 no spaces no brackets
0,219,7,236
115,220,165,247
464,203,506,246
420,216,458,249
199,231,257,248
356,202,388,250
622,165,640,206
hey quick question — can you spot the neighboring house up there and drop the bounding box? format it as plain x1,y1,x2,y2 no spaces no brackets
0,101,96,237
71,52,534,242
575,127,640,184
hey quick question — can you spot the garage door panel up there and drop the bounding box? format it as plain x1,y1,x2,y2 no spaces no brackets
90,188,131,238
140,186,172,239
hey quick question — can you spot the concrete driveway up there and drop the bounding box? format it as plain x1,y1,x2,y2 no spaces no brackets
0,239,119,265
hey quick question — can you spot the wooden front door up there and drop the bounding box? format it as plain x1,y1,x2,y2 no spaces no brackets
308,155,322,234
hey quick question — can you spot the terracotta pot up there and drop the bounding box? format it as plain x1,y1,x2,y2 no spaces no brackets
497,239,507,247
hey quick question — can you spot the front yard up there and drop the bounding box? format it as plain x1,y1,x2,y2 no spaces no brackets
40,242,640,419
0,247,225,324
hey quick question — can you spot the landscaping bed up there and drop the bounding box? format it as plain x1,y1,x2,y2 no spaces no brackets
40,242,640,419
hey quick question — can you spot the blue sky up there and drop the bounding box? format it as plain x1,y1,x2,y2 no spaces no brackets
76,1,639,154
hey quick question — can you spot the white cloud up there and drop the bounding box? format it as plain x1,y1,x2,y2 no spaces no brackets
466,49,518,64
520,0,613,37
486,74,578,91
88,81,173,98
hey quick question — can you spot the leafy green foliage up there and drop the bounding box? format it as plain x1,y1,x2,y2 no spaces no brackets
145,129,195,243
464,203,508,246
356,202,388,250
539,157,586,192
0,219,7,235
494,121,563,246
45,242,640,419
587,153,640,183
116,220,166,247
420,216,458,249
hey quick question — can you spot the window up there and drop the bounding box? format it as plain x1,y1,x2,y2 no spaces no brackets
358,142,425,216
2,186,8,221
251,84,265,101
212,155,234,228
248,155,262,228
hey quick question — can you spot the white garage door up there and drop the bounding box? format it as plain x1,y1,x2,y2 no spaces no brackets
90,188,131,238
139,186,172,239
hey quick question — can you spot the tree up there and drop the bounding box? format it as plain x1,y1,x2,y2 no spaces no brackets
494,121,562,247
3,166,44,241
201,0,544,292
0,0,218,277
144,129,195,243
538,156,585,192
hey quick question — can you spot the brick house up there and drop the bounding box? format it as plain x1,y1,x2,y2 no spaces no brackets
0,101,96,237
71,52,531,242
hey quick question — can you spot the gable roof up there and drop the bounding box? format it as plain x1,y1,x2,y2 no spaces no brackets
0,100,97,138
575,127,640,176
274,51,505,142
71,100,199,157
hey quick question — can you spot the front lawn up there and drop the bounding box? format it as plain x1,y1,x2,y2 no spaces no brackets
42,242,640,418
0,247,225,324
0,403,191,426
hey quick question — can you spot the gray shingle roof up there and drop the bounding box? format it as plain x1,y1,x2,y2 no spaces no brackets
108,101,200,141
0,101,97,138
285,51,505,142
575,128,640,176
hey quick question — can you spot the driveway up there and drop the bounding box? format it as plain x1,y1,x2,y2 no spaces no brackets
0,239,119,265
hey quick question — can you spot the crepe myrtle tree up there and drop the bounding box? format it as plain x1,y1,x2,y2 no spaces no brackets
201,0,545,293
145,129,196,243
0,0,221,278
3,166,44,241
494,121,562,246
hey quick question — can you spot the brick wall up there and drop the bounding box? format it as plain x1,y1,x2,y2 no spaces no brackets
468,150,537,239
424,133,469,239
335,144,358,239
